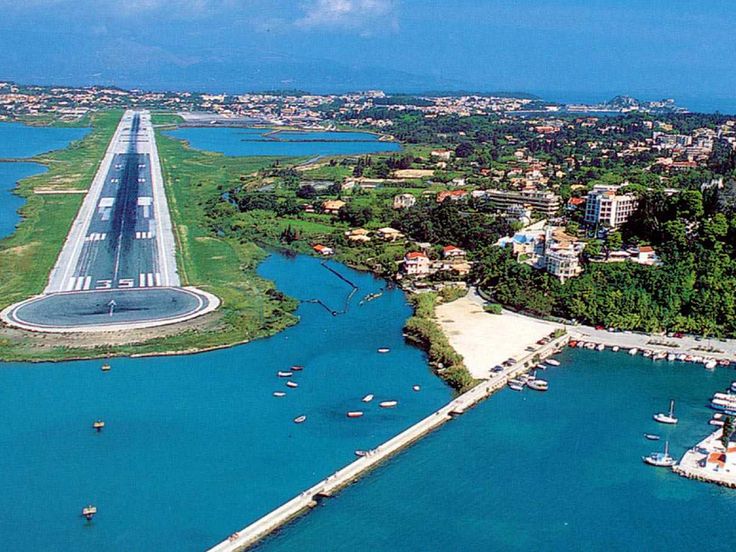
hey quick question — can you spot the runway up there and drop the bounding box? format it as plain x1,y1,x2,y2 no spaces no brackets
2,110,218,332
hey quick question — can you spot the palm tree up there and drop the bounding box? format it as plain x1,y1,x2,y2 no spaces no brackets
721,416,734,449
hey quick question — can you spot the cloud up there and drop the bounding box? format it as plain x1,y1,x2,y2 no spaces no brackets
295,0,398,33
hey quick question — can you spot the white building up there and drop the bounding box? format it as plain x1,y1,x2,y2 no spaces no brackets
403,251,432,277
584,184,638,228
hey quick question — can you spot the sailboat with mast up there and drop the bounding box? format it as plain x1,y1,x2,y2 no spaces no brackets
642,440,676,467
653,399,678,424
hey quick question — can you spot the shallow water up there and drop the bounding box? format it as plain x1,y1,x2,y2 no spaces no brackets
256,348,736,552
0,254,450,551
165,127,400,157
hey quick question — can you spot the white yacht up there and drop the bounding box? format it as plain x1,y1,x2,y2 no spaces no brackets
653,399,678,424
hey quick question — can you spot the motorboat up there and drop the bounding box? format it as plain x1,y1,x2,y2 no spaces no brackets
596,344,605,351
347,411,364,418
362,394,374,403
642,441,676,467
379,400,398,408
354,450,369,457
546,359,561,367
628,348,639,356
377,348,390,354
731,381,736,393
704,359,717,371
576,341,585,348
277,371,293,378
568,340,578,348
293,415,307,424
92,420,105,432
100,363,111,372
644,433,660,441
507,379,525,391
286,381,299,388
291,365,304,371
527,379,549,392
413,385,421,392
653,400,678,424
273,391,286,397
667,353,676,362
612,346,620,352
81,505,97,521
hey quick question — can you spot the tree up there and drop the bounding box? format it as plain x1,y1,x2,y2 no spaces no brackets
296,184,317,199
721,416,734,449
455,142,475,158
606,231,623,251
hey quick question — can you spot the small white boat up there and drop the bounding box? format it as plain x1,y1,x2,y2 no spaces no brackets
704,359,717,371
277,371,293,378
412,385,421,392
642,441,676,467
667,353,676,362
379,400,398,408
273,391,286,397
730,381,736,393
628,348,639,356
576,341,585,348
293,415,307,424
710,417,725,427
291,365,304,371
596,344,605,351
286,381,299,388
643,350,652,358
507,379,525,391
585,342,596,350
92,420,105,432
676,353,687,361
612,346,620,352
546,359,561,367
362,394,374,403
100,363,111,372
644,433,660,441
347,411,364,418
81,505,97,521
653,399,678,425
377,347,390,354
527,379,549,392
354,450,368,457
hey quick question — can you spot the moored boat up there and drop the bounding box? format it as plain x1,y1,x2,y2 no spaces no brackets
347,411,364,418
642,441,676,467
100,363,111,372
291,365,304,371
644,433,660,441
704,359,717,371
92,420,105,431
596,343,605,351
527,379,549,392
667,353,676,362
628,348,639,356
362,394,374,403
653,399,678,424
412,385,421,392
377,347,390,354
277,371,293,378
507,379,525,391
293,415,307,424
286,381,299,388
546,359,561,367
354,450,368,457
568,340,578,348
612,346,620,352
379,400,398,408
273,391,286,397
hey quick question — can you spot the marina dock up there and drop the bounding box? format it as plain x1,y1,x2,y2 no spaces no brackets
673,430,736,488
208,333,569,551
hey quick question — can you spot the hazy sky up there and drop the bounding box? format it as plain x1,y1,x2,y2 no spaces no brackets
0,0,734,102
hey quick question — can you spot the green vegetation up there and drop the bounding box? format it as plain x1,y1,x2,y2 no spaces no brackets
403,292,476,393
0,111,120,314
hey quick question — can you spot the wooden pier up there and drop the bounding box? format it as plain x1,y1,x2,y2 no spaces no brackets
208,333,569,552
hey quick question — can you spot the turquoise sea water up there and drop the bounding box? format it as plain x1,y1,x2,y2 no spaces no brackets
0,122,89,239
0,254,450,551
165,127,401,157
256,348,736,552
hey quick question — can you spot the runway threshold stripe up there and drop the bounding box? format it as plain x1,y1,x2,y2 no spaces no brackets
74,277,84,291
139,273,146,287
155,273,161,287
147,273,154,287
83,276,92,290
66,277,77,291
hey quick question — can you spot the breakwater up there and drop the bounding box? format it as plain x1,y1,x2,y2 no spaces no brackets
208,332,569,551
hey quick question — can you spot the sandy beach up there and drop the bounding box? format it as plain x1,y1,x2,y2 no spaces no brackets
436,290,561,379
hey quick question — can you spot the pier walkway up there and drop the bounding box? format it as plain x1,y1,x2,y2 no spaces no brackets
673,430,736,488
208,333,569,551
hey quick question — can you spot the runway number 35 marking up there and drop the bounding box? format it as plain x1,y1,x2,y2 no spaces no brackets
95,280,112,289
119,279,134,288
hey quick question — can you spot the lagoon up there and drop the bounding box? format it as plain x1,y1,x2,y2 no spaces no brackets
0,253,450,551
255,348,736,552
0,122,89,239
165,127,400,157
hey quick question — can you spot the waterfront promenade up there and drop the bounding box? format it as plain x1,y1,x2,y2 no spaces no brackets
208,332,569,551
